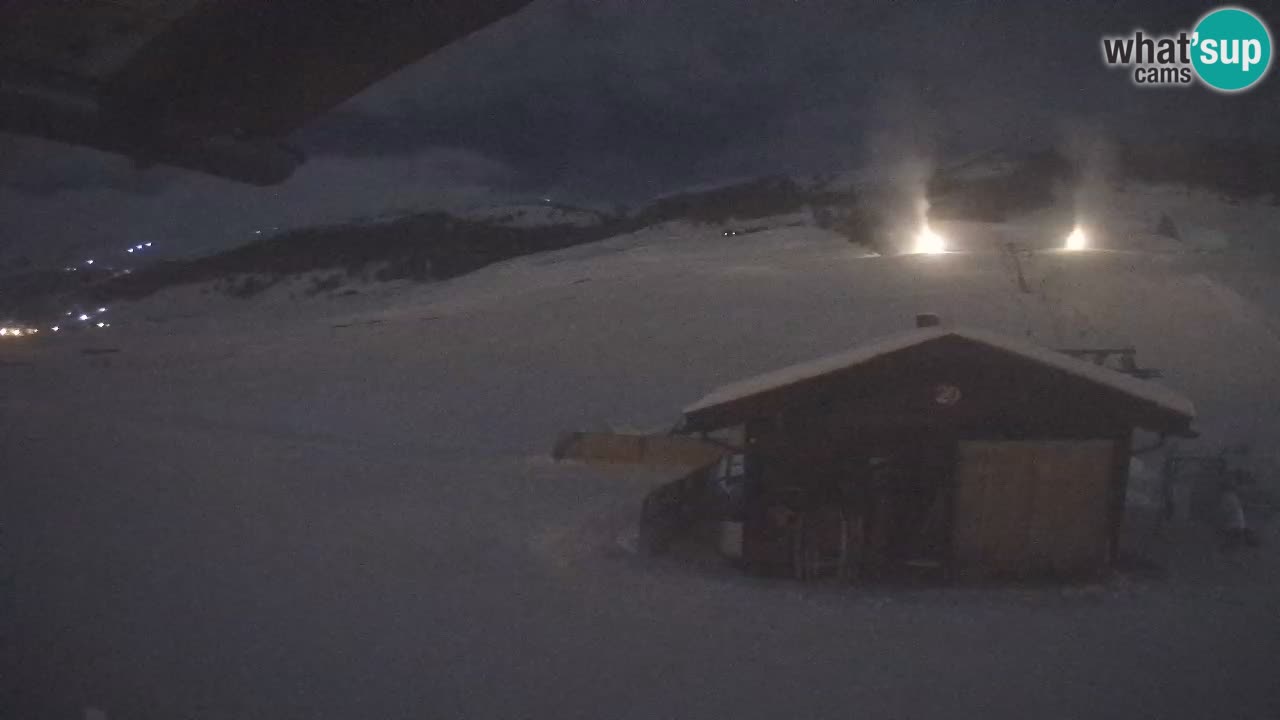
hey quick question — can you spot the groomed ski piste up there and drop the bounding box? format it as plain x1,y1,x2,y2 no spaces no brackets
5,180,1280,719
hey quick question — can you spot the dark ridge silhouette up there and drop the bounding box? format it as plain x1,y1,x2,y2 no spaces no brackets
636,176,830,226
1117,141,1280,200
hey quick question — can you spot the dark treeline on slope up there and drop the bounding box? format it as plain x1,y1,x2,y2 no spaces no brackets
97,212,605,301
91,176,837,302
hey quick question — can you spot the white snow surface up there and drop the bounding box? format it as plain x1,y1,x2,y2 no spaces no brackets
685,325,1196,420
6,192,1280,719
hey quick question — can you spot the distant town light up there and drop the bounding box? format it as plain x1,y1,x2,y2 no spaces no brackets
78,314,90,321
145,242,152,247
51,326,60,332
86,259,94,265
97,307,106,313
127,248,135,253
96,322,105,328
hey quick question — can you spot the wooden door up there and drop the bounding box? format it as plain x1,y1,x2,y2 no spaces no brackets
952,440,1115,579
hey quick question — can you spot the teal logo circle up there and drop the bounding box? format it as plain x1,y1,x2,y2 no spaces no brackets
1192,7,1272,92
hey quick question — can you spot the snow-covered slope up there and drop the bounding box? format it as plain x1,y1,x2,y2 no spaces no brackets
7,187,1280,719
26,193,1280,459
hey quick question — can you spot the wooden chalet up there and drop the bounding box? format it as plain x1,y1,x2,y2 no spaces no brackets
674,317,1196,581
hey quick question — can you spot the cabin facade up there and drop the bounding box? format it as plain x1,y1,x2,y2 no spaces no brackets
676,322,1195,581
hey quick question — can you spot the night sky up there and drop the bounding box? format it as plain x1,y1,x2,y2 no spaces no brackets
2,0,1276,265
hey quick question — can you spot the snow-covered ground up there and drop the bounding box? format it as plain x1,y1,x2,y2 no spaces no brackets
5,196,1280,718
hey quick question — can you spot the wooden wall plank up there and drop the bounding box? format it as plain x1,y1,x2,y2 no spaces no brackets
954,440,1114,579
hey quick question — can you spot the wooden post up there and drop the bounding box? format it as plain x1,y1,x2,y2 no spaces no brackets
1108,429,1134,566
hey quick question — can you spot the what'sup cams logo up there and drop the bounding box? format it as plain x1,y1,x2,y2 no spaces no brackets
1101,6,1272,92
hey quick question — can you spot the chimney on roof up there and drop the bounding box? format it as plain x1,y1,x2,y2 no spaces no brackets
916,313,941,328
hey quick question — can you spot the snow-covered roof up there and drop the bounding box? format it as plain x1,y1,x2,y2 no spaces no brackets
684,326,1195,419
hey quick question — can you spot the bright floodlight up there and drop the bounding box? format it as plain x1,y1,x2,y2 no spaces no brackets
913,223,947,254
0,329,7,336
1065,226,1088,251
